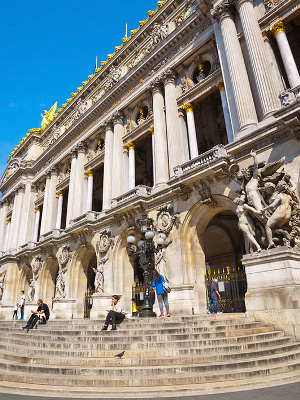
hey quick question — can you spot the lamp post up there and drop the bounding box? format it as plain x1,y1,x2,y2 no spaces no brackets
127,214,165,317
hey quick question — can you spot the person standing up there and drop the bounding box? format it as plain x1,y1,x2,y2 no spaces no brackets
152,269,170,318
102,295,125,331
207,278,223,314
19,290,25,320
12,303,19,320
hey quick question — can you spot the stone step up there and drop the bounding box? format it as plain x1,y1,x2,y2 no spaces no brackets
0,341,299,367
0,355,299,386
0,335,291,359
0,330,285,350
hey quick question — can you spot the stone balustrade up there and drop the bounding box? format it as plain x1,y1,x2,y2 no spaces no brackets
111,185,152,208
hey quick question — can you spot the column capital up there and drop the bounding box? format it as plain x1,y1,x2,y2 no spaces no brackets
71,148,78,159
77,141,87,154
50,166,59,176
112,111,124,125
16,183,26,193
6,217,11,224
162,69,176,85
216,81,225,92
86,170,94,177
0,199,9,207
127,142,135,150
148,77,164,94
182,102,194,113
123,145,128,155
56,190,63,197
269,20,285,37
35,206,40,212
104,118,114,131
211,0,233,23
149,126,154,135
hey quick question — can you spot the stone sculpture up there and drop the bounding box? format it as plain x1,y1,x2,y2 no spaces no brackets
234,151,300,252
28,279,35,302
0,276,5,301
55,270,66,299
93,264,104,293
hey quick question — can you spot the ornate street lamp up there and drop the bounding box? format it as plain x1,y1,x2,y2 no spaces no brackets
127,214,165,317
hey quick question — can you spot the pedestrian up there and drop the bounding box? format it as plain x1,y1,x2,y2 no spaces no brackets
19,290,25,320
22,299,50,333
12,303,19,320
102,295,125,331
151,269,170,318
207,278,223,314
131,298,138,317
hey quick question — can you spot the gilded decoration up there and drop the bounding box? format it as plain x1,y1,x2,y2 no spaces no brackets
269,20,285,37
41,102,57,131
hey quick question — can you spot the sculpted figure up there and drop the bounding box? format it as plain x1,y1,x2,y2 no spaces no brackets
0,277,4,301
28,279,35,302
234,196,262,253
93,265,104,293
155,247,169,281
55,271,66,299
261,181,293,249
41,102,57,130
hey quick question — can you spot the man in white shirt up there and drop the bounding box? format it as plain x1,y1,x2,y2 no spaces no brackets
19,290,25,320
102,295,125,331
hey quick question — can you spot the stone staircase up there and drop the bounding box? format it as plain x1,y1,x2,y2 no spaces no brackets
0,314,299,398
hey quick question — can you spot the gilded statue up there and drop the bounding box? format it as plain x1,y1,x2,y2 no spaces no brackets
41,102,57,131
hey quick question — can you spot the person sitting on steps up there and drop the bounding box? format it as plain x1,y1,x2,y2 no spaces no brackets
102,295,125,331
22,299,50,333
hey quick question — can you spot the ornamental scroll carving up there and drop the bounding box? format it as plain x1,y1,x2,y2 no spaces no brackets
32,256,42,281
94,230,114,293
233,151,300,253
154,206,180,235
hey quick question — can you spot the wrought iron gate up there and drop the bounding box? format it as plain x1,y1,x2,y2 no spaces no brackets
205,265,247,313
84,288,96,318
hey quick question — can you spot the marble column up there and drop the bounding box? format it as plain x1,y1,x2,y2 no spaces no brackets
102,120,114,210
178,108,190,163
32,206,41,242
46,167,58,232
127,142,135,191
0,200,8,252
270,20,300,89
112,111,124,199
216,81,234,143
235,0,280,117
149,127,156,187
182,103,199,160
151,80,169,185
86,171,94,212
40,172,51,234
212,3,258,131
66,149,77,227
8,185,25,250
164,70,184,175
55,192,63,229
18,182,36,246
123,145,129,193
2,218,11,252
73,142,87,219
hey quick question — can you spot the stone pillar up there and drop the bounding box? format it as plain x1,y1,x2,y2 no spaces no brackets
73,142,87,219
40,172,51,234
18,183,37,246
8,185,25,250
216,81,234,143
55,192,63,229
149,127,156,187
182,103,199,159
112,112,124,199
151,80,169,185
123,145,129,193
66,149,77,227
32,207,41,242
46,167,59,232
0,200,8,251
212,3,258,132
86,170,94,212
2,218,11,252
235,0,280,118
178,108,190,163
163,70,184,175
270,20,300,89
102,121,114,210
127,142,135,191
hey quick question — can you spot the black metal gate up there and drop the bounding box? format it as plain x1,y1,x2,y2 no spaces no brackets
84,288,96,318
205,265,247,313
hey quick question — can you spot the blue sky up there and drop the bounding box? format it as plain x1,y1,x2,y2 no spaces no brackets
0,0,159,179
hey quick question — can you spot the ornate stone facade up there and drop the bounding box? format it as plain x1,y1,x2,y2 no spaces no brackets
0,0,300,338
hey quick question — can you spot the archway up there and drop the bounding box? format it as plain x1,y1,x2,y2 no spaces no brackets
40,258,59,310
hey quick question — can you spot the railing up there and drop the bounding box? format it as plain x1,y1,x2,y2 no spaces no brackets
174,145,228,177
84,288,97,318
205,265,247,313
111,185,152,208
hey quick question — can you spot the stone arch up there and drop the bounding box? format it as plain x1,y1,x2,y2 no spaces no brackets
40,258,59,309
69,244,97,318
131,100,150,129
186,53,213,83
180,195,238,312
17,264,33,303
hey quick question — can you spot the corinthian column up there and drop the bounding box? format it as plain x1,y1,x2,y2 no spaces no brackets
2,218,11,252
212,2,258,132
102,120,114,210
32,206,41,242
86,170,94,212
55,192,63,229
127,142,135,190
235,0,280,117
163,70,184,175
178,108,190,163
46,167,59,232
8,185,25,250
149,127,156,186
216,81,234,143
40,172,51,234
112,111,124,199
0,200,8,251
270,20,300,89
73,142,87,219
182,102,199,159
150,79,169,185
66,149,77,227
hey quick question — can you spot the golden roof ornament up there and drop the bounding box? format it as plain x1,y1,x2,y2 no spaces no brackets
41,102,57,131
